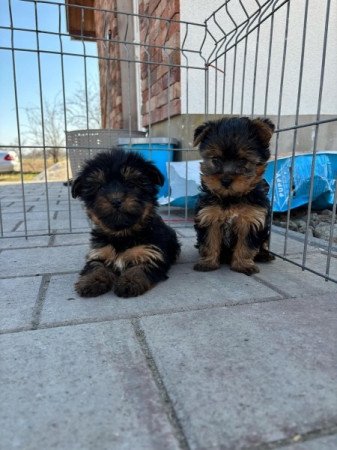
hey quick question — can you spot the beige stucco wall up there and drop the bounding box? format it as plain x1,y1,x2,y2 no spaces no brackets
146,1,337,159
179,0,337,117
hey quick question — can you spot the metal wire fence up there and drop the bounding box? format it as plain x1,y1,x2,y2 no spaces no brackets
1,0,337,282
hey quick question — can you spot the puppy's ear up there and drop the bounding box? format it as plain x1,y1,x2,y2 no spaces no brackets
147,164,165,187
71,176,83,198
193,122,211,147
252,118,275,146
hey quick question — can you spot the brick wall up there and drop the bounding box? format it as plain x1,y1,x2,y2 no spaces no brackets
94,0,123,129
93,0,181,130
139,0,181,127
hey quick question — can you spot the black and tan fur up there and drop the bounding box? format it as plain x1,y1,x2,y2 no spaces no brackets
72,149,180,297
193,116,275,275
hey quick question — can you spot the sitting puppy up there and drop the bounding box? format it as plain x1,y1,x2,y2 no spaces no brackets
193,116,275,275
72,149,180,297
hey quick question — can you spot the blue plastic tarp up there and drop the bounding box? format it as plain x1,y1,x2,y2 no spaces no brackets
159,153,337,212
264,152,337,212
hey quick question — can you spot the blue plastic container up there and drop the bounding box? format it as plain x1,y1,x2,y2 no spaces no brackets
118,137,179,198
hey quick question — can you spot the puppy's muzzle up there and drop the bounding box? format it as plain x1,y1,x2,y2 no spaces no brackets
111,198,122,208
221,178,232,188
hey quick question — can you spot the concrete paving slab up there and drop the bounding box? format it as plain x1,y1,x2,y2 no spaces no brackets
140,294,337,450
0,276,41,331
270,231,309,255
174,226,197,238
0,322,180,450
0,214,28,233
52,233,90,246
272,226,337,252
1,203,39,213
0,235,50,249
55,210,88,221
281,435,337,450
1,211,48,220
177,237,198,264
290,253,337,281
1,189,40,197
15,218,90,233
254,257,337,297
0,245,89,277
6,203,84,214
40,262,281,326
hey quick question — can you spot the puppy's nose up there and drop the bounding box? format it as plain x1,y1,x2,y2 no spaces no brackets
111,199,122,208
221,179,232,188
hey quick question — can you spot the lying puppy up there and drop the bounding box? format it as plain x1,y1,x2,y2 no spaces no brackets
72,149,180,297
193,116,275,275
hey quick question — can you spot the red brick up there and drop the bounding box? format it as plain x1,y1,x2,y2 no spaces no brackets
157,64,169,79
141,62,149,79
142,88,148,103
167,48,180,66
139,0,150,15
148,0,161,16
165,32,180,50
141,77,149,91
151,79,162,96
171,66,180,83
167,20,180,36
156,89,169,108
170,81,181,100
137,0,181,126
171,97,181,116
141,103,148,115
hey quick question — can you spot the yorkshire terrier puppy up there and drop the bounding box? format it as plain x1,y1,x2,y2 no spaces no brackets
72,149,180,297
193,116,275,275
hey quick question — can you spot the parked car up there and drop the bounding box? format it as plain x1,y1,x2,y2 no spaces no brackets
0,150,20,173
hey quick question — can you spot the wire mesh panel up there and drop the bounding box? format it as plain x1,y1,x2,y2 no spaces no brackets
0,0,337,282
201,0,337,282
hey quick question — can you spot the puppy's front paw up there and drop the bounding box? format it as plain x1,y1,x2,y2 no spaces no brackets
193,261,220,272
75,270,115,297
114,267,152,298
230,261,260,276
254,247,275,262
114,281,148,298
75,279,112,297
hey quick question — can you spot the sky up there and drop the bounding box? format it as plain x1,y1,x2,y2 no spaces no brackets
0,0,99,147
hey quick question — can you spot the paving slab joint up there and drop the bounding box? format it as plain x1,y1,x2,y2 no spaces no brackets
48,234,56,246
252,275,291,298
132,319,191,450
242,423,337,450
11,220,23,232
31,274,51,329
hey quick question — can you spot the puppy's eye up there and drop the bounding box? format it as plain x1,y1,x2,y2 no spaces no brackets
237,166,251,175
211,157,222,165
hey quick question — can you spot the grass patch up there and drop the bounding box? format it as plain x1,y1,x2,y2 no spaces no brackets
0,157,67,183
0,172,40,182
21,157,56,173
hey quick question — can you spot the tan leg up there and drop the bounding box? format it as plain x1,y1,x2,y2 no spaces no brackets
230,221,259,275
194,223,222,271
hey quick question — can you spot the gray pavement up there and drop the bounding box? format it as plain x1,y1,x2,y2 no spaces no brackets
1,182,337,450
